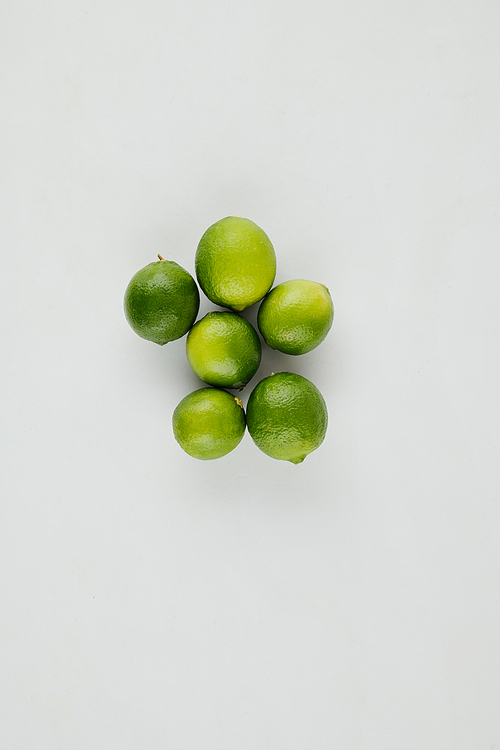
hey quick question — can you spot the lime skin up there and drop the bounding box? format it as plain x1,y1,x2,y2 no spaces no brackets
124,258,200,345
172,388,246,460
186,311,261,390
257,279,334,355
195,216,276,312
246,372,328,464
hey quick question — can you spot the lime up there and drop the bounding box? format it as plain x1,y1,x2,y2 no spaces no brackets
172,388,246,460
186,311,261,389
246,372,328,464
124,256,200,345
195,216,276,311
257,279,333,355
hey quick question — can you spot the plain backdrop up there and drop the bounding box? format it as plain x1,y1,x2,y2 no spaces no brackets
1,0,500,748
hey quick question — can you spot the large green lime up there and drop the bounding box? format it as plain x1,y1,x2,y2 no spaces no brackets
195,216,276,311
186,311,261,389
124,256,199,345
257,279,333,355
246,372,328,464
172,388,246,460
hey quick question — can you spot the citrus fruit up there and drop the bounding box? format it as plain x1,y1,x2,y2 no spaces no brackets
186,311,261,389
172,388,246,460
246,372,328,464
124,256,199,345
195,216,276,311
257,279,333,355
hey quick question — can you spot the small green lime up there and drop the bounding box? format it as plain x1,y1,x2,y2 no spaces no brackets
172,388,246,460
186,311,261,389
124,256,200,345
195,216,276,311
257,279,333,355
246,372,328,464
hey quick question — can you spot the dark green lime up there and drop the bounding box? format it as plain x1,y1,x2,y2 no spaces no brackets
246,372,328,464
124,257,199,345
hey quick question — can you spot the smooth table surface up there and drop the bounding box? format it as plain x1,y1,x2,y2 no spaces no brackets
1,0,500,747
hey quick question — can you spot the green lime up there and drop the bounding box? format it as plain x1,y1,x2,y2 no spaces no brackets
172,388,246,460
246,372,328,464
195,216,276,311
124,256,200,345
257,279,333,355
186,311,261,389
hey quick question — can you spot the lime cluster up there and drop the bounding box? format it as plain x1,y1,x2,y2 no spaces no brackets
124,216,334,463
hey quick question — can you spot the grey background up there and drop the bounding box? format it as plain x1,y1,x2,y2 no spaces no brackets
1,0,500,747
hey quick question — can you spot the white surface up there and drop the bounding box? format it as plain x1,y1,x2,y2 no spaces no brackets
1,0,500,747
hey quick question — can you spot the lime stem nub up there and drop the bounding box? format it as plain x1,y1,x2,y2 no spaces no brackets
157,254,165,261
